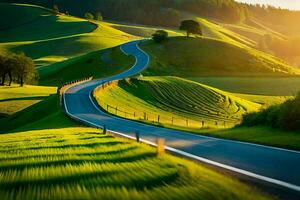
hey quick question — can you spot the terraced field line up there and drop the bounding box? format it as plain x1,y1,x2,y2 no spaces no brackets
63,40,300,195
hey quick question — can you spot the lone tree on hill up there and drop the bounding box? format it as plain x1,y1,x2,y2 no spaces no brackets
85,12,94,20
96,12,103,21
179,20,202,37
152,30,168,43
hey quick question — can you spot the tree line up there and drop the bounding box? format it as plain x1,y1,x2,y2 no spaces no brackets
0,52,37,87
2,0,248,26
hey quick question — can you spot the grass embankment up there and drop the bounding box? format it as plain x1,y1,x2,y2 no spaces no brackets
0,91,269,200
0,3,137,67
0,85,56,117
39,46,135,86
94,76,260,129
140,37,300,77
94,76,300,150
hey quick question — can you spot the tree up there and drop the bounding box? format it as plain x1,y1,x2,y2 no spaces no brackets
85,12,94,20
14,53,36,87
53,4,59,15
152,30,168,43
95,12,103,21
0,54,8,85
179,20,202,37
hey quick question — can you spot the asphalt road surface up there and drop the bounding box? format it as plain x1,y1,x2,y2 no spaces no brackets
64,40,300,195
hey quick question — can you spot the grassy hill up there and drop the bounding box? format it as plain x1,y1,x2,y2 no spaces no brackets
106,21,184,38
0,89,268,200
0,85,56,117
141,37,300,77
39,46,135,86
0,3,137,67
94,76,260,129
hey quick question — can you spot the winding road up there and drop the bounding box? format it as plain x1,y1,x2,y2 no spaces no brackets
64,40,300,196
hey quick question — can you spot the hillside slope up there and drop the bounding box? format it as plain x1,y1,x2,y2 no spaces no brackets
94,76,260,129
0,3,137,67
141,37,300,77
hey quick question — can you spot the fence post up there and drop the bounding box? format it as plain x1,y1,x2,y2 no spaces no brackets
103,125,107,134
144,112,146,120
215,121,218,127
135,131,140,143
115,107,118,114
157,138,165,156
158,115,160,123
106,104,109,111
134,112,136,118
202,121,204,128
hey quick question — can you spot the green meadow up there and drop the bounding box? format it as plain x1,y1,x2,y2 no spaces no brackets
94,76,260,129
0,3,137,68
0,87,269,199
140,37,300,77
1,2,300,199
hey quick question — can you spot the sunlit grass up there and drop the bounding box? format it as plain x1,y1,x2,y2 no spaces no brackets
94,76,260,129
0,4,137,67
0,85,56,115
0,127,269,200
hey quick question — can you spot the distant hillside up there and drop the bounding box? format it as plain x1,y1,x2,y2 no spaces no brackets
1,0,248,26
0,3,136,67
141,37,300,77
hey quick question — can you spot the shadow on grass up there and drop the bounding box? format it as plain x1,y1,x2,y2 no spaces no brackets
0,140,125,153
0,146,138,162
0,94,76,134
0,151,156,171
0,96,46,102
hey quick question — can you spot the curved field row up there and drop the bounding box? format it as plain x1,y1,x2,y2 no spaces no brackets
94,77,260,129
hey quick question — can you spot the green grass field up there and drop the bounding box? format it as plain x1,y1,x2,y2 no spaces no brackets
93,76,300,150
94,76,260,129
106,21,184,38
206,126,300,150
0,85,56,116
39,46,135,86
189,77,300,96
140,37,300,77
0,3,137,67
0,88,269,199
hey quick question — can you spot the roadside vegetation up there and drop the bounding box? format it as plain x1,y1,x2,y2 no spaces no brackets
241,92,300,131
0,88,269,200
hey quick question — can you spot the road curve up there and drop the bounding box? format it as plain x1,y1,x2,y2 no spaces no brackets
64,40,300,195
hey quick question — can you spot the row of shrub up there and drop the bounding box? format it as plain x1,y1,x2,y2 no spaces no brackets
241,92,300,131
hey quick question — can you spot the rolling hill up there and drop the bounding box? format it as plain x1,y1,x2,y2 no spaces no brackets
94,76,260,129
0,3,137,67
140,37,300,77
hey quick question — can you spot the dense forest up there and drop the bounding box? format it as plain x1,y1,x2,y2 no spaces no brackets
1,0,300,29
0,0,248,26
